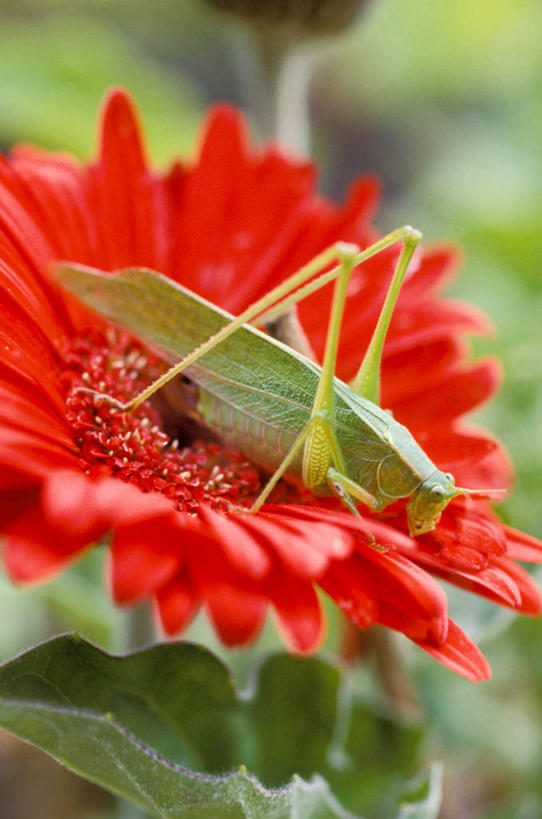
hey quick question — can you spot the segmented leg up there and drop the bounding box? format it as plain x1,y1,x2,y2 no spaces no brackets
97,241,359,412
351,227,421,403
301,246,357,491
326,467,379,510
102,225,419,413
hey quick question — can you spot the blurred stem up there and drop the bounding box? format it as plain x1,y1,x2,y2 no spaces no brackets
120,600,156,653
232,26,319,155
341,621,421,720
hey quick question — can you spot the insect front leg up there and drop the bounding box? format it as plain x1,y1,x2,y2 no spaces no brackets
326,467,380,512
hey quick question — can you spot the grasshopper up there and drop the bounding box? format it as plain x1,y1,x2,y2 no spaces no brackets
55,226,496,536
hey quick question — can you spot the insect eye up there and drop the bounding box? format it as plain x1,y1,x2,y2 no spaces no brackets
431,486,444,498
444,472,454,482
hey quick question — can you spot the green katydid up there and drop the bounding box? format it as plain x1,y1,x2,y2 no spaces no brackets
54,226,499,537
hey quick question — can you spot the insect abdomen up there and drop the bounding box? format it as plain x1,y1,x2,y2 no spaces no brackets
196,386,304,473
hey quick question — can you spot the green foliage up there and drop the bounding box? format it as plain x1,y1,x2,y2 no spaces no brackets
0,12,203,160
0,635,439,818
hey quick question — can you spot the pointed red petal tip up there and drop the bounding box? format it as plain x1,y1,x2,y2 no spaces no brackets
98,87,147,170
341,174,382,227
504,526,542,563
197,103,249,164
155,573,198,636
418,620,491,682
270,573,325,653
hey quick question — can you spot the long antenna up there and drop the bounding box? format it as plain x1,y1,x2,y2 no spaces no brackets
454,486,509,500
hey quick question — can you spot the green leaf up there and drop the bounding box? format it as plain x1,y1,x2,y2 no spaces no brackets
0,635,353,818
324,698,426,817
0,634,434,818
0,13,202,160
249,653,342,786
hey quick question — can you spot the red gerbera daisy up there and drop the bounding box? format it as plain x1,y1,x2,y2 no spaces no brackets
1,88,540,681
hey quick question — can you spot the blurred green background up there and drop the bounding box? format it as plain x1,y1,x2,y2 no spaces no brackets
0,0,541,817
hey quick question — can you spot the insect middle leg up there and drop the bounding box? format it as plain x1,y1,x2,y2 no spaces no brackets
297,246,381,517
298,233,420,517
249,229,423,516
252,245,369,512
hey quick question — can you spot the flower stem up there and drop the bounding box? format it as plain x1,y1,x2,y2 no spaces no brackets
341,622,421,720
233,24,317,155
120,600,156,654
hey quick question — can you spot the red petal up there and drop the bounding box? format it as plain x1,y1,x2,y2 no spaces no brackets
110,518,184,603
333,175,381,233
188,535,267,646
91,88,167,270
417,500,508,570
423,427,513,489
171,104,319,313
426,561,522,609
489,557,542,614
416,619,491,682
378,602,449,644
385,299,492,356
503,526,542,563
9,154,90,264
0,426,80,479
268,569,324,653
401,246,462,301
42,470,174,533
199,508,271,579
380,337,465,407
319,555,380,629
155,571,199,636
3,505,91,582
358,547,449,644
0,379,73,450
391,359,502,431
0,292,66,410
0,157,56,272
205,581,267,647
0,233,69,347
237,510,351,578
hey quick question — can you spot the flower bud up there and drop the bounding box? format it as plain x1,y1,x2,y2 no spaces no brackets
203,0,373,37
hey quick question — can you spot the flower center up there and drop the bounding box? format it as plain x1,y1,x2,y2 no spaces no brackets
61,329,263,513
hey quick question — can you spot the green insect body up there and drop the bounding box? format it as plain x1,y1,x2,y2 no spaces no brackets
55,257,461,537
